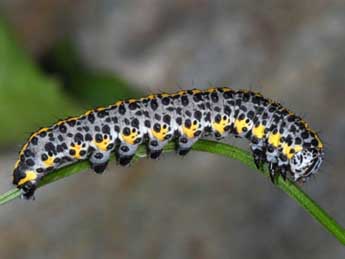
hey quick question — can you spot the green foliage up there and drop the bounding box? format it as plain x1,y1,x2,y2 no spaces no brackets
0,20,139,146
42,42,142,107
0,18,80,146
0,140,344,245
0,20,79,145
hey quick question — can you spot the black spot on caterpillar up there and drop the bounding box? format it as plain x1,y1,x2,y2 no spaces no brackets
13,88,324,199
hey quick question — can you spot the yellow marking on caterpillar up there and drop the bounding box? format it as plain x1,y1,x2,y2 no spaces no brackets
18,171,37,186
66,117,78,122
151,127,169,142
93,139,110,152
294,145,303,153
128,99,137,103
268,131,282,147
140,95,154,101
161,93,170,97
43,156,55,167
252,124,266,139
37,128,49,133
26,127,49,143
59,111,90,125
212,117,230,135
182,122,199,139
177,90,187,95
70,144,83,159
19,143,29,156
57,119,68,125
316,136,323,149
212,123,225,135
282,143,292,159
14,159,20,169
234,118,249,134
222,87,233,92
114,100,123,106
301,120,309,129
147,94,156,100
121,131,139,145
311,131,323,149
206,87,216,93
282,143,303,159
96,107,106,111
192,89,202,94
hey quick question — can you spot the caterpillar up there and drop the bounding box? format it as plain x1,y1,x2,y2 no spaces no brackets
12,87,324,199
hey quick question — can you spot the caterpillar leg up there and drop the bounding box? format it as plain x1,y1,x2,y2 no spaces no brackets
250,145,266,170
91,161,109,174
268,162,289,183
147,139,165,159
149,148,163,159
89,150,111,174
279,164,288,181
177,148,191,156
116,143,139,166
265,143,281,183
118,155,134,166
268,162,278,183
177,135,198,156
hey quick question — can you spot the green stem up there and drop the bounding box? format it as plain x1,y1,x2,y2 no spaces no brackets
1,140,344,245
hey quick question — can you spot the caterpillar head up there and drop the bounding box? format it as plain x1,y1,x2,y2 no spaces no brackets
289,148,324,181
13,167,39,199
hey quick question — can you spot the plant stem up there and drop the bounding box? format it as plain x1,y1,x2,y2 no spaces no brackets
0,140,344,245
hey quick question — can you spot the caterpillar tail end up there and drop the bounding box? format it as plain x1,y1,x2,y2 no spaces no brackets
13,168,39,200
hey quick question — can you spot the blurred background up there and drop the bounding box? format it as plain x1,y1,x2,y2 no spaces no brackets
0,0,344,258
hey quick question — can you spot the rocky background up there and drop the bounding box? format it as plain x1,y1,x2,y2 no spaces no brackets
0,0,344,258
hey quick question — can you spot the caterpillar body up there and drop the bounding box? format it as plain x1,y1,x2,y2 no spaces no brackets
13,87,324,199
